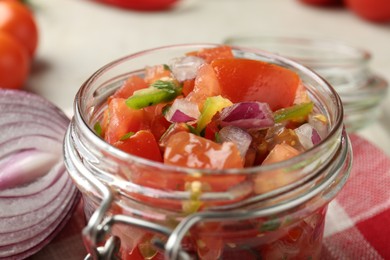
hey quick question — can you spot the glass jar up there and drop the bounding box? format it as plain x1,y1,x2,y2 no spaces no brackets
224,36,389,132
63,44,352,260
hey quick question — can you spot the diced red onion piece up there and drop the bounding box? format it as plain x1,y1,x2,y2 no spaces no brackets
0,89,79,259
295,123,322,149
165,98,200,123
219,126,252,158
169,56,205,82
219,102,274,129
308,114,328,139
312,128,321,145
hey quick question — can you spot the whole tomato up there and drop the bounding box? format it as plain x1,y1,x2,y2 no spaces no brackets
0,0,38,56
95,0,179,11
345,0,390,22
0,31,30,89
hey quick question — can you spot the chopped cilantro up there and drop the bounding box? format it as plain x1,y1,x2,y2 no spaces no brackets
151,80,179,94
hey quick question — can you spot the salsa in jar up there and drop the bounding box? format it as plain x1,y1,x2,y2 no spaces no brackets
64,44,352,260
95,46,325,172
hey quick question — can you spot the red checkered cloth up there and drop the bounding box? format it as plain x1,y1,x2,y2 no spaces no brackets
30,134,390,260
322,134,390,260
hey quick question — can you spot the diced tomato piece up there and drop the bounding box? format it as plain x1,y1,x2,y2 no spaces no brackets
211,58,300,111
111,75,148,100
203,121,219,141
144,64,172,84
187,45,234,64
104,98,149,144
164,132,243,169
159,123,190,150
113,130,163,162
254,143,300,194
144,103,171,140
186,63,221,109
182,79,195,97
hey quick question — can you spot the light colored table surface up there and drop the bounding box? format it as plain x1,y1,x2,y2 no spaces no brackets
27,0,390,155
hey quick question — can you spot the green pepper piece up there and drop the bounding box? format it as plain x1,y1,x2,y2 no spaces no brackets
93,122,103,137
196,95,232,132
273,102,314,123
125,80,181,109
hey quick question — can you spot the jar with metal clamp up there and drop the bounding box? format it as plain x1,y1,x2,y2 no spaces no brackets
63,44,352,260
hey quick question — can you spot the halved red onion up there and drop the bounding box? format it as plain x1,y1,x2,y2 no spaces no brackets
219,126,252,158
0,179,75,245
169,55,205,82
164,98,200,123
219,102,274,129
0,161,64,199
0,122,63,143
0,135,62,160
0,150,60,190
294,123,322,149
0,89,79,259
0,110,67,133
0,186,79,259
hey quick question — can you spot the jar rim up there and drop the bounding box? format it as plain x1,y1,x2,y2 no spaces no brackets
224,36,371,66
75,43,344,175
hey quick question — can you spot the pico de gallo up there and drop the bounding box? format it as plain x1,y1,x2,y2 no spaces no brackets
96,46,326,171
93,46,329,260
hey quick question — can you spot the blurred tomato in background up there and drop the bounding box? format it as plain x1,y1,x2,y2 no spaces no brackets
0,0,38,57
345,0,390,22
94,0,179,11
299,0,390,23
0,31,30,89
0,0,38,89
299,0,343,6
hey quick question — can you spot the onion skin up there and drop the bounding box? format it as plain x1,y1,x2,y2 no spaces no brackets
0,89,79,259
